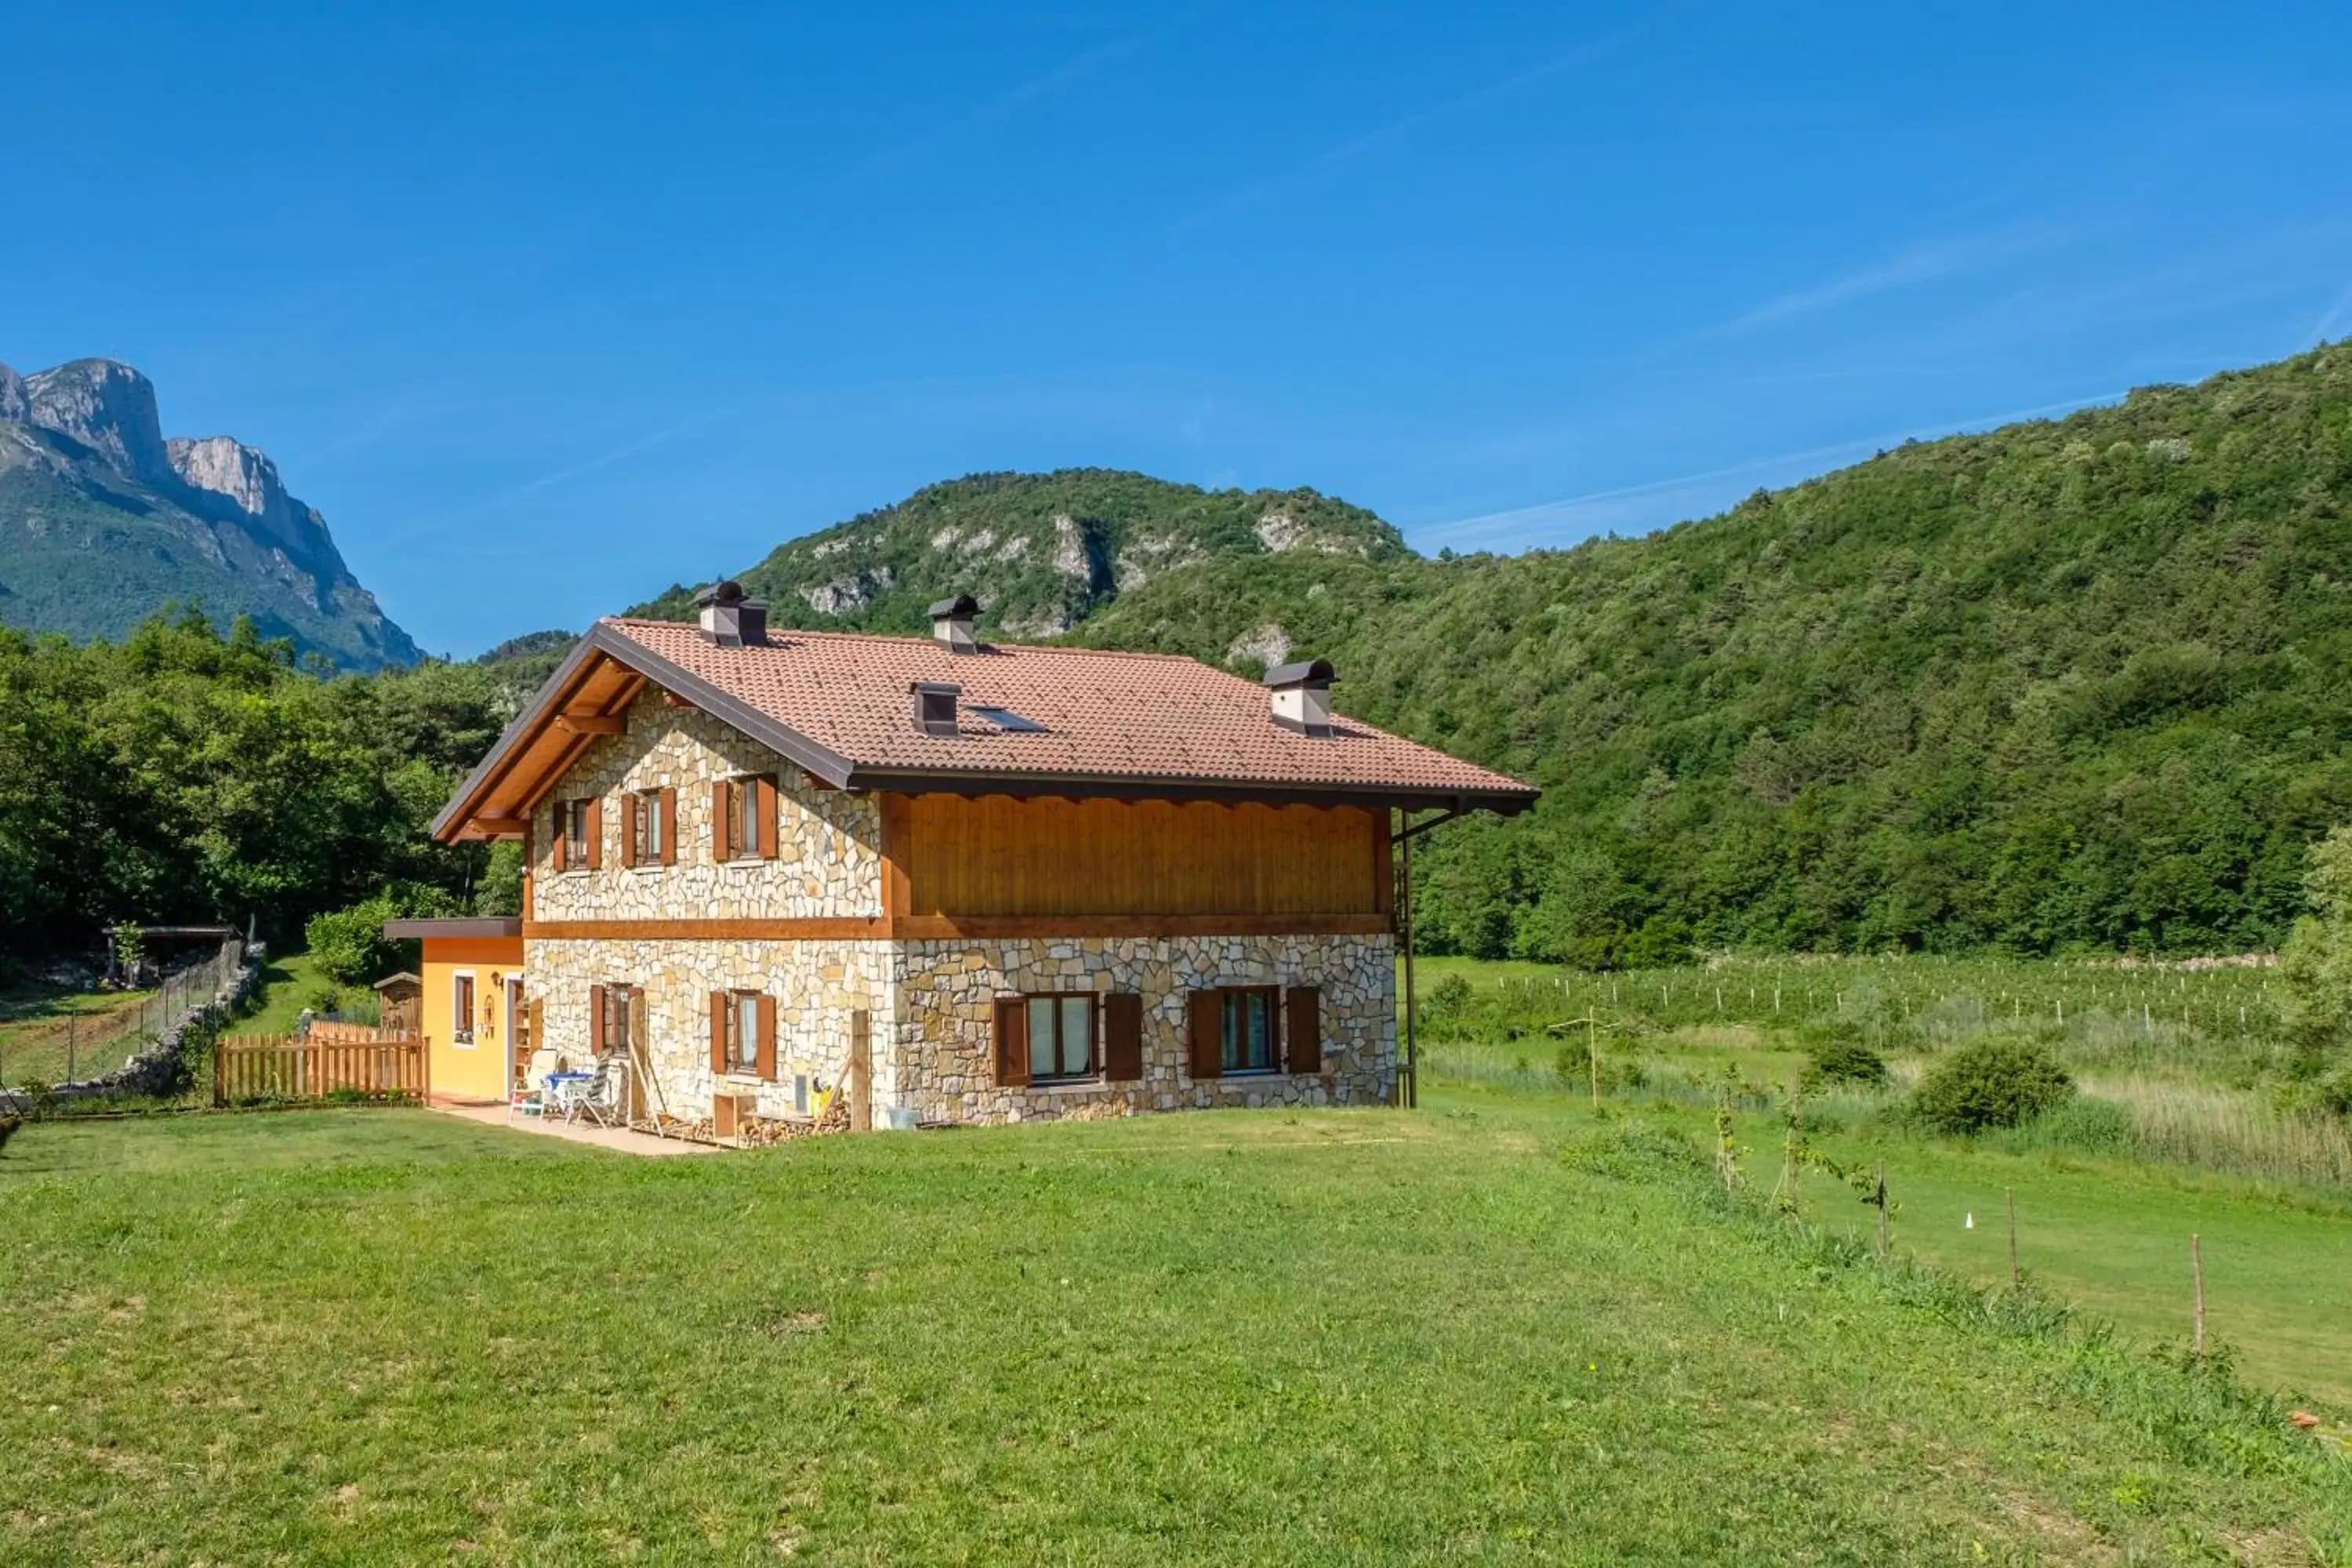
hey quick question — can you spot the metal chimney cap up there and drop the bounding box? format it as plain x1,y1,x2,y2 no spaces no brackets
1264,658,1335,689
695,579,750,608
927,593,979,619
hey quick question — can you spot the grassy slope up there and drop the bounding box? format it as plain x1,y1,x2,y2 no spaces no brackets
1409,955,2352,1410
4,1103,2344,1563
1796,1133,2352,1410
0,986,157,1087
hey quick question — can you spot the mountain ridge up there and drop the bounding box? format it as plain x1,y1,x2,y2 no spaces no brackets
0,356,418,670
622,345,2352,959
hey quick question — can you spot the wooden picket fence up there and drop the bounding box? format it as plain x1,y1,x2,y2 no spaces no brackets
214,1027,426,1105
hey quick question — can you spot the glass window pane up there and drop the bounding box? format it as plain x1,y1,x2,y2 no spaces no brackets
1029,999,1057,1079
1061,996,1092,1076
1246,993,1271,1070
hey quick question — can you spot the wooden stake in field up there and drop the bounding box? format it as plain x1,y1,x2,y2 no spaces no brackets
1875,1163,1889,1258
2006,1189,2020,1290
2191,1234,2206,1362
1588,1012,1599,1113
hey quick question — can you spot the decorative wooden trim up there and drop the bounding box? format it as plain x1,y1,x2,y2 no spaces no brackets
519,913,1392,942
525,917,895,942
879,793,912,921
891,913,1394,939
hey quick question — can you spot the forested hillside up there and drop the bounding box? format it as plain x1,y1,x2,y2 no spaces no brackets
631,469,1404,639
10,348,2350,963
0,612,524,955
1077,347,2352,960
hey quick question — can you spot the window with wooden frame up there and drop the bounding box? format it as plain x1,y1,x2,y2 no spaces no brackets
622,786,677,868
712,775,778,862
709,989,777,1080
1185,985,1322,1080
993,992,1142,1087
550,797,601,872
451,971,476,1046
588,982,639,1058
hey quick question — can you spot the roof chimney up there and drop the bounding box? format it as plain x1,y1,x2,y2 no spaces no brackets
929,593,979,654
694,579,767,648
1265,658,1336,737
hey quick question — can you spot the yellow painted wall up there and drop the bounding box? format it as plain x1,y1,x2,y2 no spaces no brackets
419,937,525,1102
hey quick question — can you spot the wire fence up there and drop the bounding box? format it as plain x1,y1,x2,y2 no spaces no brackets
0,938,245,1091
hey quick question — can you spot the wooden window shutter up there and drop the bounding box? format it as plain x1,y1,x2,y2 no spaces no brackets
712,780,731,860
993,996,1029,1087
1104,993,1143,1081
1287,986,1323,1074
589,983,607,1054
1187,989,1221,1080
754,776,779,859
754,993,778,1080
551,804,568,872
659,786,678,866
619,796,637,868
583,796,603,870
709,990,728,1076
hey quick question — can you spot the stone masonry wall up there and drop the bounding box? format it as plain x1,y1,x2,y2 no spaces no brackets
525,937,897,1121
532,689,881,922
891,933,1395,1124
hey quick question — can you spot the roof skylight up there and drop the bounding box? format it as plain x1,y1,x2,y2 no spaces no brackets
967,705,1047,733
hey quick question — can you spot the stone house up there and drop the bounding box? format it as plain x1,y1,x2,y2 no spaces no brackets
424,587,1535,1127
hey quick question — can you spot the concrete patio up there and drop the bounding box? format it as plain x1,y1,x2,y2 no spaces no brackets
431,1101,724,1156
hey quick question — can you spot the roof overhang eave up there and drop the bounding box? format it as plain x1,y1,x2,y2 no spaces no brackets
845,765,1538,817
428,623,862,844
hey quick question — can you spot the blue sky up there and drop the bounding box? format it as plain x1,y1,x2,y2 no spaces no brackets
6,1,2350,657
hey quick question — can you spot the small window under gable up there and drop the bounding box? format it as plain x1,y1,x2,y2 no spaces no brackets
911,681,960,737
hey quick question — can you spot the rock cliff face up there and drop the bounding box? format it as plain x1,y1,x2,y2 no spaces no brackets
0,355,417,670
630,468,1407,641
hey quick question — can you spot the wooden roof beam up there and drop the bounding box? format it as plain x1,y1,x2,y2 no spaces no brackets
554,712,626,736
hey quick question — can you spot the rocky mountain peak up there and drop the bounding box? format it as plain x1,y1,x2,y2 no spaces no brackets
0,351,419,670
22,358,171,482
165,434,328,555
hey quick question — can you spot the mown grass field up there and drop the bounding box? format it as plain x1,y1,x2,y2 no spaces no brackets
5,1098,2347,1564
1410,954,2352,1410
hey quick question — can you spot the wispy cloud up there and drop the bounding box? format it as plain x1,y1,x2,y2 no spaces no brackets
379,426,684,547
1171,6,1674,231
1419,390,2125,550
851,19,1184,180
1697,227,2073,340
2311,275,2352,344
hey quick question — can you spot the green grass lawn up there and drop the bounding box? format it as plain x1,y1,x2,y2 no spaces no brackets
236,949,378,1036
4,1099,2344,1564
0,985,155,1087
1798,1127,2352,1410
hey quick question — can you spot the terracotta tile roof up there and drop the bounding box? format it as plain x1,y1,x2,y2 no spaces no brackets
598,617,1535,804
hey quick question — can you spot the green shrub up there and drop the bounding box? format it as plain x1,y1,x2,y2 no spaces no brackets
304,895,399,985
1910,1036,2074,1136
1802,1036,1889,1090
1425,972,1474,1017
300,982,343,1015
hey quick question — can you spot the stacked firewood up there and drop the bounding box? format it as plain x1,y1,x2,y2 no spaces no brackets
733,1093,852,1147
